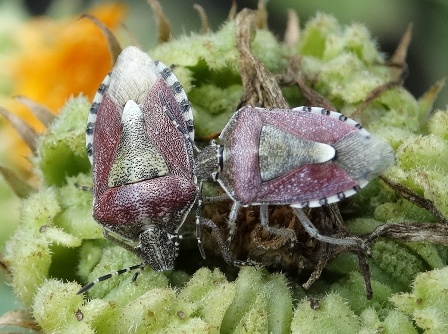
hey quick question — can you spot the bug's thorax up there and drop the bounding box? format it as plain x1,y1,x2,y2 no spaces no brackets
107,46,159,108
194,140,221,181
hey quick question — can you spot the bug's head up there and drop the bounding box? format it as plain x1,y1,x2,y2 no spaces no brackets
135,226,178,271
194,140,221,181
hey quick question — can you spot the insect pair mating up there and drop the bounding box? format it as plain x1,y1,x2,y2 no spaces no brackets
79,46,394,294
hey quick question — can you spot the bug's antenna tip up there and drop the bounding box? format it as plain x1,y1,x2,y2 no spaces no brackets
77,282,94,295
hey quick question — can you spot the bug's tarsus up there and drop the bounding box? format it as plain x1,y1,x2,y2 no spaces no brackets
77,282,94,295
199,216,242,267
131,270,140,283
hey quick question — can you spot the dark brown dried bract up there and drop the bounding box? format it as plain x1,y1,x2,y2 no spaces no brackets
80,14,122,64
14,96,55,127
0,106,37,153
193,4,210,34
147,0,172,42
0,165,34,198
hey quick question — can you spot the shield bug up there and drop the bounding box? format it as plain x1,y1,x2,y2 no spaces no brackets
80,46,197,293
195,106,395,250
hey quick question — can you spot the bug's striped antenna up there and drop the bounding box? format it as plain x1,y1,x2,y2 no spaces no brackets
77,263,144,294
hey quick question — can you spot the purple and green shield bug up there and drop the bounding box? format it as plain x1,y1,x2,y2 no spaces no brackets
80,46,197,293
195,106,395,252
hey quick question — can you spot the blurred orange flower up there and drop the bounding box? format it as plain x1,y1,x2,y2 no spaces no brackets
2,3,126,169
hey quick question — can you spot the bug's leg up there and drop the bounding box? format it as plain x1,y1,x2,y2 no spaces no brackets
168,232,181,258
197,195,260,268
292,208,365,247
202,193,232,203
227,201,241,241
195,214,206,259
259,205,297,245
201,192,235,240
200,217,234,264
195,186,234,259
200,216,257,267
131,264,145,283
194,182,229,258
195,183,206,259
74,182,92,192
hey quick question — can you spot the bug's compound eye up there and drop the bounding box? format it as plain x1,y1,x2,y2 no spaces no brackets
136,226,177,271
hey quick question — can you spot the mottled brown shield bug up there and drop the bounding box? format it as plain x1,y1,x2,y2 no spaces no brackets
80,46,197,293
195,106,395,253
